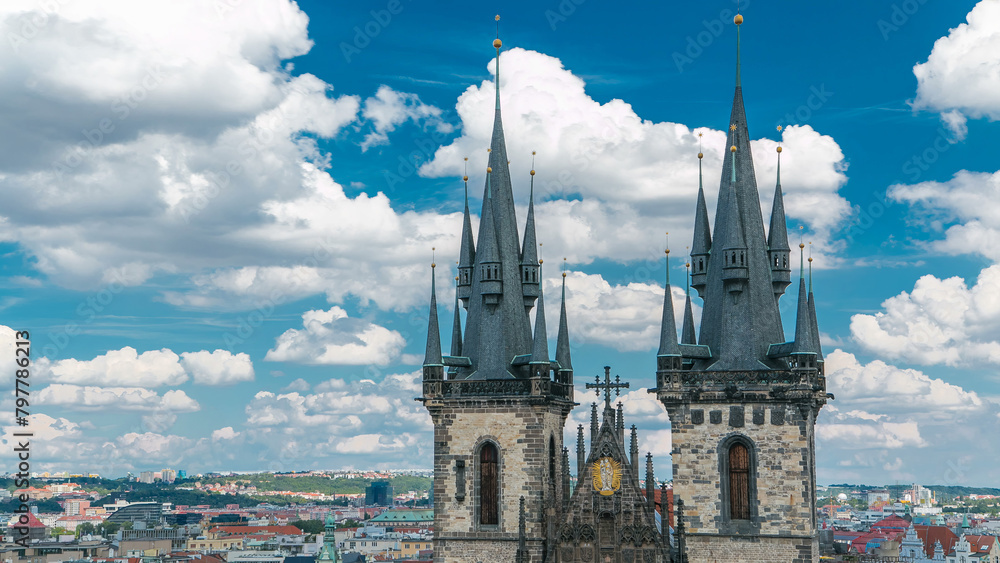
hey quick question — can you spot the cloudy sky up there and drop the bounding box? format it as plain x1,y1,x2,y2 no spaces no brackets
0,0,998,486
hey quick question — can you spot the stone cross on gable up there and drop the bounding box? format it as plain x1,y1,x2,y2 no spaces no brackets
586,365,629,411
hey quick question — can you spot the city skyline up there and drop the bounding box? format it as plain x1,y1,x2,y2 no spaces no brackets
0,0,998,485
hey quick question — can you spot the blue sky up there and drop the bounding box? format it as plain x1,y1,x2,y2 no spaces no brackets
1,0,999,486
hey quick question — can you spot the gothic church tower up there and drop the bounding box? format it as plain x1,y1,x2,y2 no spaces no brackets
654,14,830,563
420,27,576,563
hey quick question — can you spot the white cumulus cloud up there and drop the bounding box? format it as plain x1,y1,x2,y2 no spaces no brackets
912,0,1000,140
180,350,255,385
266,306,406,365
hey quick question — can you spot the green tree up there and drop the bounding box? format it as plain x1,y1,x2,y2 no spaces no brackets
77,522,96,537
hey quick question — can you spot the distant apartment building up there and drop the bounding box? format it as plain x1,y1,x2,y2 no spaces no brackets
364,481,393,507
64,499,91,516
162,469,177,484
867,489,891,505
138,471,155,484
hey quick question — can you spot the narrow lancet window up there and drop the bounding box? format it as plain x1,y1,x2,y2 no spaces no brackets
729,442,750,520
480,443,499,525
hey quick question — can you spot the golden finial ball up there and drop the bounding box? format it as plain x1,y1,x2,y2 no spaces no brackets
494,38,502,49
666,249,670,255
730,145,737,153
734,14,743,25
463,175,469,182
431,262,436,268
808,257,813,262
776,146,782,153
799,243,805,249
530,169,535,176
495,14,500,21
539,259,543,264
562,272,567,278
487,166,492,173
698,152,704,159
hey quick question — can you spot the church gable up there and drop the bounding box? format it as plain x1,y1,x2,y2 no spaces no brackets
558,371,668,563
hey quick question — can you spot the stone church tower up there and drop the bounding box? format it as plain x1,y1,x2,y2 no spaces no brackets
653,14,830,563
419,32,576,563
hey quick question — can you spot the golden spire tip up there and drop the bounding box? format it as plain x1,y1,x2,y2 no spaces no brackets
734,14,743,25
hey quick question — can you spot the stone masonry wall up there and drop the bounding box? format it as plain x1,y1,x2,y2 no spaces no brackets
430,400,568,563
685,534,819,563
671,402,818,563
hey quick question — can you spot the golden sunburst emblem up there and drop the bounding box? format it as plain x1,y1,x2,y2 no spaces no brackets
592,457,622,496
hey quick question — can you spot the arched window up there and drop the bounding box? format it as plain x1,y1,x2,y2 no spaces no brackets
729,442,750,520
479,443,499,525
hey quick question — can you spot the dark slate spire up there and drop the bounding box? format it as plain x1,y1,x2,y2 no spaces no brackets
556,271,573,371
423,263,443,367
808,253,824,362
576,424,585,477
477,171,502,298
457,32,532,379
450,277,463,355
690,147,712,297
791,244,817,368
682,297,697,346
657,246,681,357
529,265,550,371
457,165,475,307
694,14,786,371
520,155,540,311
682,261,697,346
768,142,792,301
719,147,749,297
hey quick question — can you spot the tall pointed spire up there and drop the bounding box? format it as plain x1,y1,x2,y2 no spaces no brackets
693,12,788,370
768,134,792,301
530,264,550,369
682,298,697,347
556,263,573,372
478,167,502,302
657,237,681,365
423,258,443,367
457,23,532,379
521,153,540,311
720,145,749,296
457,159,475,307
791,243,817,366
808,249,824,363
682,259,697,346
450,276,463,358
690,137,712,297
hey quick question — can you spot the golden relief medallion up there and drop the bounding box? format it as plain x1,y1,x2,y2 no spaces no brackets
591,457,621,496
